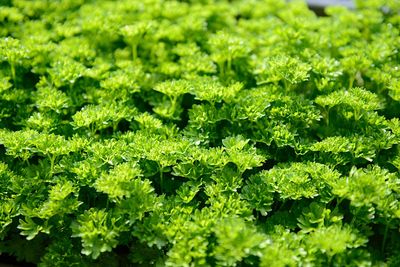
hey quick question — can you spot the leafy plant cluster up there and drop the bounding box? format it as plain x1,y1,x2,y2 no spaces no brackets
0,0,400,266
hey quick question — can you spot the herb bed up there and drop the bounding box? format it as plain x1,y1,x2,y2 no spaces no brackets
0,0,400,266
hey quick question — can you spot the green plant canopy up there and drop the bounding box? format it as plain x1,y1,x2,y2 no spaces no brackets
0,0,400,266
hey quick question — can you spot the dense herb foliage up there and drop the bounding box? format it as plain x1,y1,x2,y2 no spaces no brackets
0,0,400,266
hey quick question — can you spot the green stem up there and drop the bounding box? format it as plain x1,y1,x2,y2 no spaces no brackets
349,75,355,89
10,63,17,87
113,121,119,133
354,108,360,121
219,61,225,79
325,107,330,126
282,79,288,90
381,221,390,253
283,79,293,91
68,83,77,106
227,57,232,75
24,158,31,167
256,80,270,86
350,208,360,226
159,168,164,193
106,199,110,210
49,155,57,177
90,123,97,137
132,43,138,61
333,197,343,213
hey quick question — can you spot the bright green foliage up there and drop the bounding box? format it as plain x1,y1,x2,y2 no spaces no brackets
71,208,121,259
94,163,143,200
255,162,341,201
48,57,86,88
306,224,367,261
212,218,266,266
120,22,153,61
0,0,400,266
259,226,306,267
315,87,384,122
17,217,51,241
35,181,82,219
297,202,343,232
333,166,400,219
208,31,251,78
72,102,137,134
0,37,30,83
34,78,71,113
254,56,311,87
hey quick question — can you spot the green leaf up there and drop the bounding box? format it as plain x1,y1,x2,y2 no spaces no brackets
71,208,121,259
18,217,51,240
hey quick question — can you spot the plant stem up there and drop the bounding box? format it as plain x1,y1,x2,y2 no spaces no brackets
219,61,225,79
381,221,390,253
157,162,164,193
132,43,138,61
349,75,355,89
333,197,343,212
227,58,232,76
49,155,57,177
10,63,17,88
350,208,360,226
325,108,330,126
159,169,164,193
